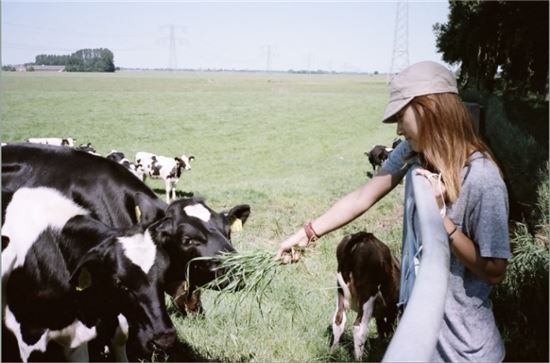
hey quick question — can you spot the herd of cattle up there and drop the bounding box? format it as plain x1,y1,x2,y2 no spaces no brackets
12,137,196,204
1,137,403,361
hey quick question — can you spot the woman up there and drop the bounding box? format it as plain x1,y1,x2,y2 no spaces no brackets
276,61,511,362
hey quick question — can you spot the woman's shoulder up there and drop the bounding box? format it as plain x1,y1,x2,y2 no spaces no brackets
465,152,506,191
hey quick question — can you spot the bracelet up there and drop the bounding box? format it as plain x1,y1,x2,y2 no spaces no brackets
304,222,320,244
448,226,458,239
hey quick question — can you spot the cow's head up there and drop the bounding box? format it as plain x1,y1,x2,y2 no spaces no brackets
70,227,176,359
149,198,250,293
177,154,194,171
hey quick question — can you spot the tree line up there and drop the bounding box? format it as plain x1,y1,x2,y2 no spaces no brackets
34,48,115,72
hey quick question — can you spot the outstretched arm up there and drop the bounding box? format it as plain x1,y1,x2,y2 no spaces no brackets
276,169,401,262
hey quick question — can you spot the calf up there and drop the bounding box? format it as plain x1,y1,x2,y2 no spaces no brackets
2,187,175,361
26,137,75,147
330,232,400,360
365,145,393,173
106,150,145,181
136,151,195,203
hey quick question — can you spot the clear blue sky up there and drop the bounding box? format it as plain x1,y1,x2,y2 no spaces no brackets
2,1,450,72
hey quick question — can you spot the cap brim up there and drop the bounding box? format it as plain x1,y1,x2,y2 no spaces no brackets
382,96,414,123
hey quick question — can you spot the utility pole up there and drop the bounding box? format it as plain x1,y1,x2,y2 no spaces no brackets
389,2,409,77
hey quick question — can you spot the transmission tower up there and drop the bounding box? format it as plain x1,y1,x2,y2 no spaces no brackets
160,25,186,71
168,25,178,70
264,45,272,72
389,2,409,76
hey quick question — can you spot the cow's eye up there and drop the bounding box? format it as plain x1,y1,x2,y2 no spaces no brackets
182,237,193,245
115,278,129,292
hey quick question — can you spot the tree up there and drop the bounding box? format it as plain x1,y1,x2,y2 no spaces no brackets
37,48,116,72
434,1,548,97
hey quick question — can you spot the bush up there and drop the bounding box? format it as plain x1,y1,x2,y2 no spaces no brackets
482,95,548,227
493,163,549,361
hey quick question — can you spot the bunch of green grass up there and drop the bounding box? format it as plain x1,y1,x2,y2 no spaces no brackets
187,250,280,319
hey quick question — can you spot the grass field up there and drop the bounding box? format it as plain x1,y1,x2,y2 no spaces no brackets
1,71,404,362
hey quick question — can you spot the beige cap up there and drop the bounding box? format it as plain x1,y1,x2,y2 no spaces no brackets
382,61,458,123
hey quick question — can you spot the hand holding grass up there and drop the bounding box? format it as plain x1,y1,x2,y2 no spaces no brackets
276,222,319,264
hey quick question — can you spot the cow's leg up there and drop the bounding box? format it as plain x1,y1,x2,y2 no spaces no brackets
164,179,171,203
352,295,375,361
111,314,129,362
170,181,177,202
331,279,347,353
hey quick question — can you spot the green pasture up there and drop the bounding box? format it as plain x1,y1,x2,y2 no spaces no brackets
1,71,404,362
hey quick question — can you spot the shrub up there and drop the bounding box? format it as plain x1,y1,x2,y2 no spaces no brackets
493,163,549,361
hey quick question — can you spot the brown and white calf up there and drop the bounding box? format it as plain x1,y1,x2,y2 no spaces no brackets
135,151,195,203
331,232,400,360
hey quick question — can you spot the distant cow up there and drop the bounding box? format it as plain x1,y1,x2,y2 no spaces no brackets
26,137,76,147
136,151,195,203
74,142,99,155
330,232,400,360
2,143,250,352
365,145,393,173
106,150,144,181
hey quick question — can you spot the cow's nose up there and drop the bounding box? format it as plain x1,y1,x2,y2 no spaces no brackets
150,328,177,352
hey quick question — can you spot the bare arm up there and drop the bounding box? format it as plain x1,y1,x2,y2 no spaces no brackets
443,216,508,284
276,169,401,261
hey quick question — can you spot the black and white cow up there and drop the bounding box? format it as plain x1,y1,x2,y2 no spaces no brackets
106,150,145,181
135,151,195,203
330,232,400,360
74,142,99,155
26,137,76,147
2,143,250,360
2,187,175,361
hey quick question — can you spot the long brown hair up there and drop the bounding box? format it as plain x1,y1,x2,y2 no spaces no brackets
408,93,497,203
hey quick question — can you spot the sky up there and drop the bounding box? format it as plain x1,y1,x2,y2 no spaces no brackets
2,1,451,73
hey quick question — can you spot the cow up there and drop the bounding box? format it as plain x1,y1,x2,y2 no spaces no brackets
2,143,251,359
106,150,145,181
26,137,76,147
74,142,99,155
330,232,400,361
365,145,393,174
135,151,195,203
2,187,176,361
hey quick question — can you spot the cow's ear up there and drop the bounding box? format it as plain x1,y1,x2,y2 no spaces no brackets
148,217,174,246
70,250,101,292
134,192,165,227
189,155,195,162
226,204,251,232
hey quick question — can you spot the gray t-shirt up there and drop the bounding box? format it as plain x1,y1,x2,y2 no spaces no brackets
382,140,511,362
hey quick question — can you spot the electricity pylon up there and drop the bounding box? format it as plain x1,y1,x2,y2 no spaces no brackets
389,2,409,76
